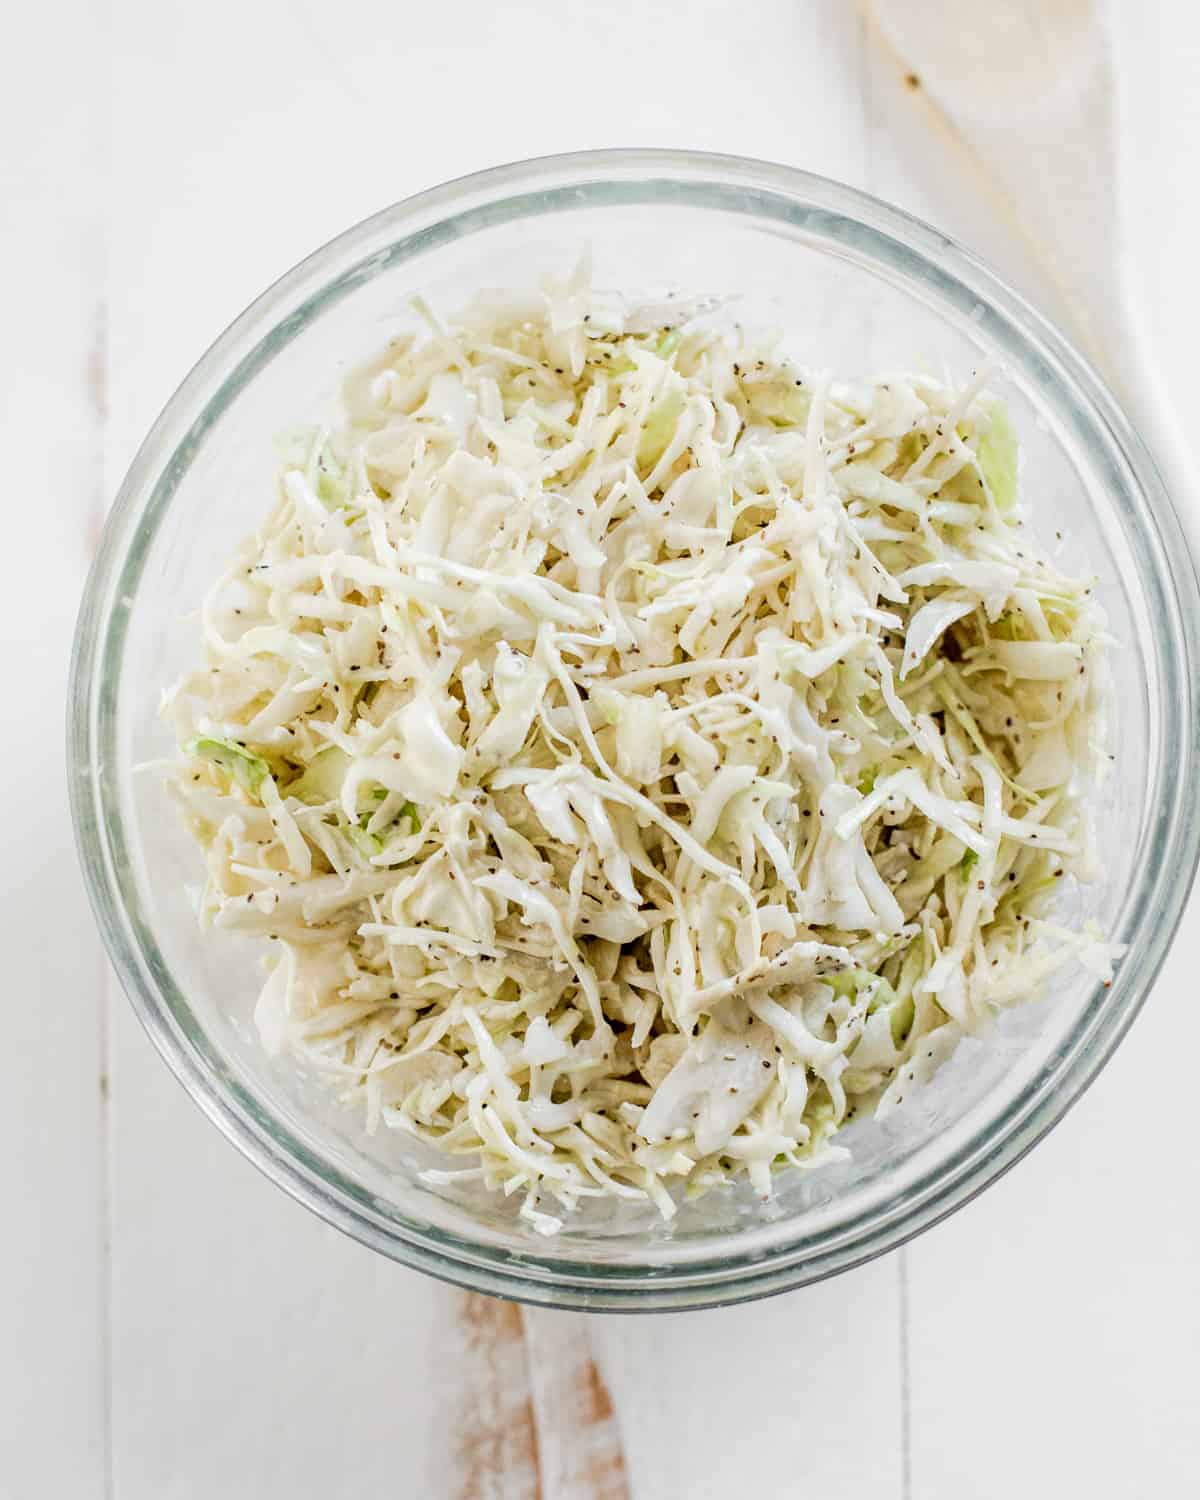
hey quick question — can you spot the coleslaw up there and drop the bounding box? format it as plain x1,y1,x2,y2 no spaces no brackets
164,263,1117,1233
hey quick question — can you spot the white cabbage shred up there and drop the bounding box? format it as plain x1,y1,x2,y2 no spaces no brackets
165,262,1119,1232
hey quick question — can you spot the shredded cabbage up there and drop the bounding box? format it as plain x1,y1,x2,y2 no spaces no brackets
165,262,1119,1230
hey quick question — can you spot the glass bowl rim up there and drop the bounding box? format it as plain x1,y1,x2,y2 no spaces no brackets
69,147,1200,1311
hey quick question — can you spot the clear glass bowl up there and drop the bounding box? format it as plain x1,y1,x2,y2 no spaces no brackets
70,149,1200,1310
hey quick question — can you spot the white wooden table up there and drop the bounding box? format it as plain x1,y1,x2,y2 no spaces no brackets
6,3,1199,1495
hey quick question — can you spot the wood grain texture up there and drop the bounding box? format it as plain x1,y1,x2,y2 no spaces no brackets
452,1296,544,1500
859,25,1064,322
445,1300,632,1500
523,1312,630,1500
865,0,1121,366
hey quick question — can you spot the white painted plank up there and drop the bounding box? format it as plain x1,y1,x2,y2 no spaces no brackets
522,1311,631,1500
1109,0,1200,560
0,7,109,1496
905,926,1200,1499
861,20,1068,327
862,7,1200,1495
107,0,872,475
6,0,1194,1491
105,5,907,1496
592,1260,905,1499
109,998,454,1499
1112,0,1200,493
